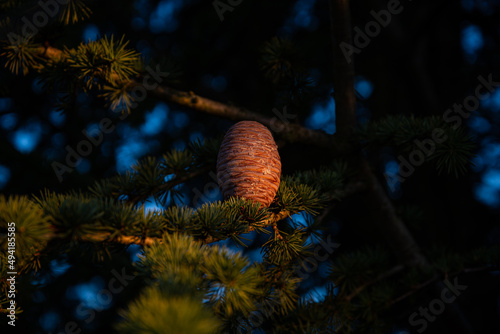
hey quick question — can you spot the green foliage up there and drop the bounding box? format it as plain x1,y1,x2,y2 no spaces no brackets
275,177,326,215
204,246,263,316
72,34,142,112
0,0,93,76
0,148,348,331
0,5,493,332
465,245,500,266
0,37,41,75
136,234,206,284
116,286,220,334
263,227,311,265
276,297,337,333
66,35,141,89
128,234,264,331
190,137,223,167
259,36,315,108
0,195,52,271
431,127,475,176
427,244,500,274
0,0,21,12
0,0,91,25
35,192,110,239
1,34,143,113
59,0,92,24
88,139,219,205
0,129,493,333
291,162,348,195
357,115,475,177
330,245,391,295
260,37,301,85
162,148,196,173
161,206,195,233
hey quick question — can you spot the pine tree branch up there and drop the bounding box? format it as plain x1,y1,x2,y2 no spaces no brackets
35,45,339,150
328,0,428,270
387,275,439,306
38,43,64,60
328,0,356,139
345,264,405,302
327,3,473,332
202,210,290,244
126,165,212,205
65,210,291,246
387,264,498,307
361,164,430,267
79,233,159,246
152,85,338,148
315,180,367,225
82,169,363,249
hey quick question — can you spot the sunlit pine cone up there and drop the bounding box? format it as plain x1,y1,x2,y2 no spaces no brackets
216,121,281,207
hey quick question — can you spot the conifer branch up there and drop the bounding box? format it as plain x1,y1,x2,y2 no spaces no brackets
328,0,429,269
0,5,493,333
34,44,339,149
65,210,291,246
345,264,405,301
38,44,64,60
361,165,430,267
150,86,337,148
315,180,367,225
201,210,289,244
326,5,474,331
387,264,498,307
273,223,284,240
79,233,159,246
387,275,439,306
126,165,212,205
89,168,359,247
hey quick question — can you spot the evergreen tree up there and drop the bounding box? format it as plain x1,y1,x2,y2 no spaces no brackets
1,1,499,333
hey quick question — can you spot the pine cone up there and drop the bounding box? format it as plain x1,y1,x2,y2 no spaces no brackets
216,121,281,207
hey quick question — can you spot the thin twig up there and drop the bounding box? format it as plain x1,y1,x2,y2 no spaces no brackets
387,265,499,307
387,275,439,306
327,2,473,332
273,224,284,240
127,165,212,205
72,210,291,246
345,265,405,301
328,0,356,138
36,45,340,150
328,0,429,269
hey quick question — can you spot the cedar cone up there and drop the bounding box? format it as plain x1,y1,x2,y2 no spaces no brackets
216,121,281,207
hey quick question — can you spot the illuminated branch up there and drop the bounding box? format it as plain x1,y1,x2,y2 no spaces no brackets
36,45,340,150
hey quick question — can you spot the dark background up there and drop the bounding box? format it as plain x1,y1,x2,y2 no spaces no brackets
0,0,499,333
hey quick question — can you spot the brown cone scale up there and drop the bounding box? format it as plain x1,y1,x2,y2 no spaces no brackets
216,121,281,207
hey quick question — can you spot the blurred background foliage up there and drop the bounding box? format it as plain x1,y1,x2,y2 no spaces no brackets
0,0,499,333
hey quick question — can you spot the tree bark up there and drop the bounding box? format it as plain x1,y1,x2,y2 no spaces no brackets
329,0,356,138
36,46,339,150
327,1,474,332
